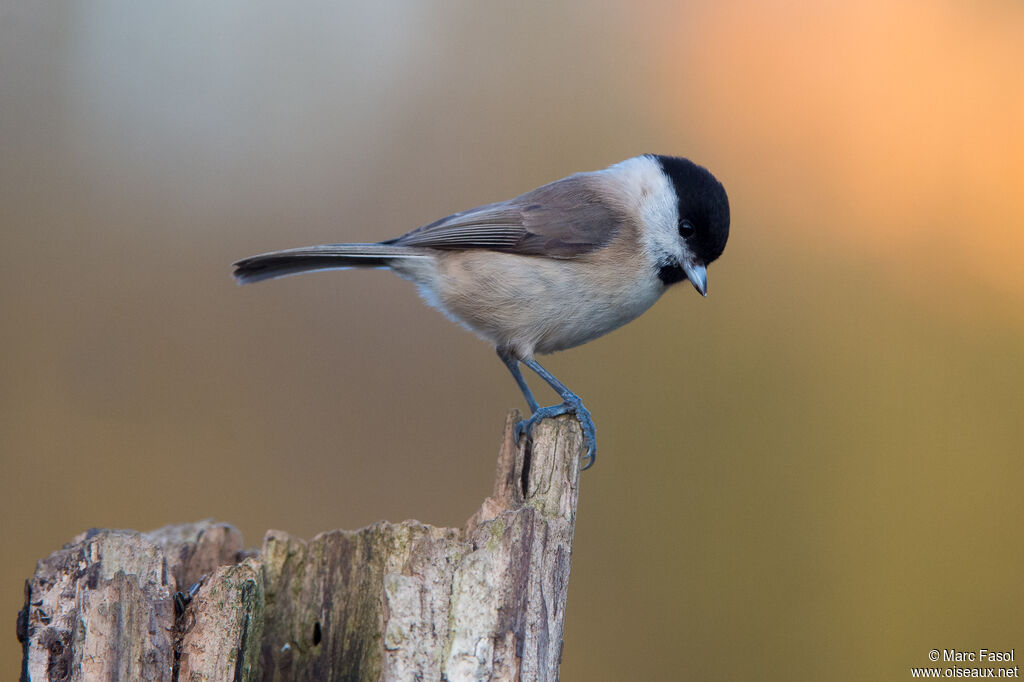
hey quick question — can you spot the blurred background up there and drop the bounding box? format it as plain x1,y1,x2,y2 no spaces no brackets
2,0,1022,678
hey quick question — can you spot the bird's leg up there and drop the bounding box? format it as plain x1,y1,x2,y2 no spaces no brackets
515,357,597,470
497,349,540,413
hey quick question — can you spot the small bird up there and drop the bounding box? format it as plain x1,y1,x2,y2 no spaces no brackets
233,155,729,469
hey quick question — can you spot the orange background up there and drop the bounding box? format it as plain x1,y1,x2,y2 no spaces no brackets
2,2,1022,679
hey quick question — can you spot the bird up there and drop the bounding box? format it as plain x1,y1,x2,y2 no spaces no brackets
233,154,730,469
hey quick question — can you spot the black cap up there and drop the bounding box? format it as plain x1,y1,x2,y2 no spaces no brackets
652,155,730,266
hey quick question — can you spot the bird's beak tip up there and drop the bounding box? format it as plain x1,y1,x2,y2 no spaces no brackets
684,262,708,297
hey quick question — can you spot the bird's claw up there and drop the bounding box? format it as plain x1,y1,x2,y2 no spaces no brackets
514,398,597,470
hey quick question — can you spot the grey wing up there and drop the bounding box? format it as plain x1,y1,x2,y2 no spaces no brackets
388,174,625,258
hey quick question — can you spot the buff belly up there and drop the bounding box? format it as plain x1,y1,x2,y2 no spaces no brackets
392,249,665,358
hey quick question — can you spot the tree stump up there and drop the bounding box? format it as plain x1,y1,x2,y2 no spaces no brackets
18,412,584,681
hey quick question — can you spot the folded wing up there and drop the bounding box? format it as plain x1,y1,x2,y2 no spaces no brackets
389,174,625,258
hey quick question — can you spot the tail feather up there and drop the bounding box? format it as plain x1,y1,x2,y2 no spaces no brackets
232,243,428,284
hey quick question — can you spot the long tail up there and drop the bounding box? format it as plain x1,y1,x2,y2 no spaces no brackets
232,243,430,284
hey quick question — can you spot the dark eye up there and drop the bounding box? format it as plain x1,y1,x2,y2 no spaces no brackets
680,219,695,236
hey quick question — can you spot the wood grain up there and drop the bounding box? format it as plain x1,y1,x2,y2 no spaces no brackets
19,412,583,681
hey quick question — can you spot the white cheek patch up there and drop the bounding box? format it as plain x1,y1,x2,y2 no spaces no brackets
608,156,687,268
592,156,688,270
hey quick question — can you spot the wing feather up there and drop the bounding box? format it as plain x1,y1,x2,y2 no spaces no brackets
389,174,625,258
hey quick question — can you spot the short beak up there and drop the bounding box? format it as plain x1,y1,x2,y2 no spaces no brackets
683,262,708,297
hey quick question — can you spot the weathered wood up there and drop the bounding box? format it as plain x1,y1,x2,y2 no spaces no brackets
19,412,584,681
177,559,264,681
19,521,245,681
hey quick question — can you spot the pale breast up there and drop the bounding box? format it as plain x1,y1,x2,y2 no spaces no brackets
429,237,664,358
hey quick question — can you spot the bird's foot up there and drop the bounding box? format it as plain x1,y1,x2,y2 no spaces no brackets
515,397,597,470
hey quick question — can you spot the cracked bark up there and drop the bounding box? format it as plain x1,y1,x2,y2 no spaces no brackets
18,412,583,681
